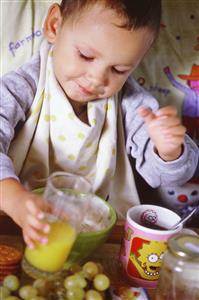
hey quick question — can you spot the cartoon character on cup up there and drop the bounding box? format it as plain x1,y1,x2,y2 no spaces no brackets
127,237,167,281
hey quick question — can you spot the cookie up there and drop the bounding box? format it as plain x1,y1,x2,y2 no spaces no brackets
0,265,20,271
0,245,23,265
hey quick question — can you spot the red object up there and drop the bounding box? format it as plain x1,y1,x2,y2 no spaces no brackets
177,195,188,203
178,64,199,80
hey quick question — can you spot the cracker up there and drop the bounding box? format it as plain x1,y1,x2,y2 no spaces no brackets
0,245,23,265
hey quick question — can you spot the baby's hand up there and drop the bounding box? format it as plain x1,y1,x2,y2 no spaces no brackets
139,106,186,161
17,190,51,249
1,178,51,248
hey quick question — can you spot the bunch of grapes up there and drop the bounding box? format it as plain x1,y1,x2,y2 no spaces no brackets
0,261,110,300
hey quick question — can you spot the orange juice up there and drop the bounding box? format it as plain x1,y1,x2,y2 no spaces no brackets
25,220,76,272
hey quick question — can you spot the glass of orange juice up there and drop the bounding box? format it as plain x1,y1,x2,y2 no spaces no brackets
23,171,90,278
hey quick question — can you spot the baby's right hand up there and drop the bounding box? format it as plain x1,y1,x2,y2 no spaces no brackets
21,192,51,249
1,178,50,249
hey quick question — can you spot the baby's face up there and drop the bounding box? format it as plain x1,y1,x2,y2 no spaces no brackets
48,4,154,103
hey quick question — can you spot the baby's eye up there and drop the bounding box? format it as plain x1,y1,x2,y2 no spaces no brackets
78,50,94,61
112,67,127,75
148,254,158,263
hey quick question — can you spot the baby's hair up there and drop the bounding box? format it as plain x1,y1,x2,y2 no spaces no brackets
60,0,161,35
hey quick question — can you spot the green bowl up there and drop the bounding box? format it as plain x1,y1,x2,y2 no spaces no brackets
65,198,116,268
34,188,117,269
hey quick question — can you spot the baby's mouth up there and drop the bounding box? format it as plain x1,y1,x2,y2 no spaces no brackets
78,84,94,96
77,81,104,97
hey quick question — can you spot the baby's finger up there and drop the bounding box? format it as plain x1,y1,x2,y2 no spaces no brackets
23,232,35,249
138,107,156,124
152,116,179,128
26,199,44,220
27,214,50,234
163,125,186,136
24,225,48,245
160,116,181,127
155,106,177,117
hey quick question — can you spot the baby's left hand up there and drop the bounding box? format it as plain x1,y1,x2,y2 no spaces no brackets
139,106,186,161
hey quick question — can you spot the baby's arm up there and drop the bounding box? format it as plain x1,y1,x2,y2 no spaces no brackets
122,77,199,187
0,55,49,247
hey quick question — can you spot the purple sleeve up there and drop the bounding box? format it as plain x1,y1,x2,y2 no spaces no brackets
121,77,199,187
0,55,40,180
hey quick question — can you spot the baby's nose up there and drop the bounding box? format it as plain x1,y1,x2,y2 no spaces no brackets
88,66,108,88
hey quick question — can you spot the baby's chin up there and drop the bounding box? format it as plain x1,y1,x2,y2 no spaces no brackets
68,95,99,103
66,92,105,103
63,85,114,102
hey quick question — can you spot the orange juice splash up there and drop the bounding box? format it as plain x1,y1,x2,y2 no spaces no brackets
25,220,76,272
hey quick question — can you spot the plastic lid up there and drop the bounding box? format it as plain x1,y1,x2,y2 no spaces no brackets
168,234,199,261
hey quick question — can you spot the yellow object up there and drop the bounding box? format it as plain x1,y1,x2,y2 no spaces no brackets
128,238,167,281
25,220,76,272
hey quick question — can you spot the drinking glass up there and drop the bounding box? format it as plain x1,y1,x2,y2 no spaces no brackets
23,171,91,278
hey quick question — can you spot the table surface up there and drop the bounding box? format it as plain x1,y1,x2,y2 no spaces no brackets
0,216,157,299
1,215,198,300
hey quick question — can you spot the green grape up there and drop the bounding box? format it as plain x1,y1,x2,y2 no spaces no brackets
93,274,110,291
75,274,87,289
0,286,11,299
85,289,103,300
5,297,21,300
66,287,85,300
32,278,48,296
3,275,20,291
82,261,99,280
32,278,47,289
78,276,87,289
96,263,104,274
19,285,38,300
63,275,78,289
75,271,85,279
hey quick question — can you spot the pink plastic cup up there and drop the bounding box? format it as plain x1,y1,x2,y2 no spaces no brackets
119,204,183,289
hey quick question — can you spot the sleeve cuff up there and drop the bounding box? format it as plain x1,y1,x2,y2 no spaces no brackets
150,134,199,178
0,153,19,181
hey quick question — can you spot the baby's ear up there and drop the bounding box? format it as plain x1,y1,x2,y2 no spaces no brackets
43,4,62,43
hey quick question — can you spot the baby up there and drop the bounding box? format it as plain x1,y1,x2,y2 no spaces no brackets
0,0,198,248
